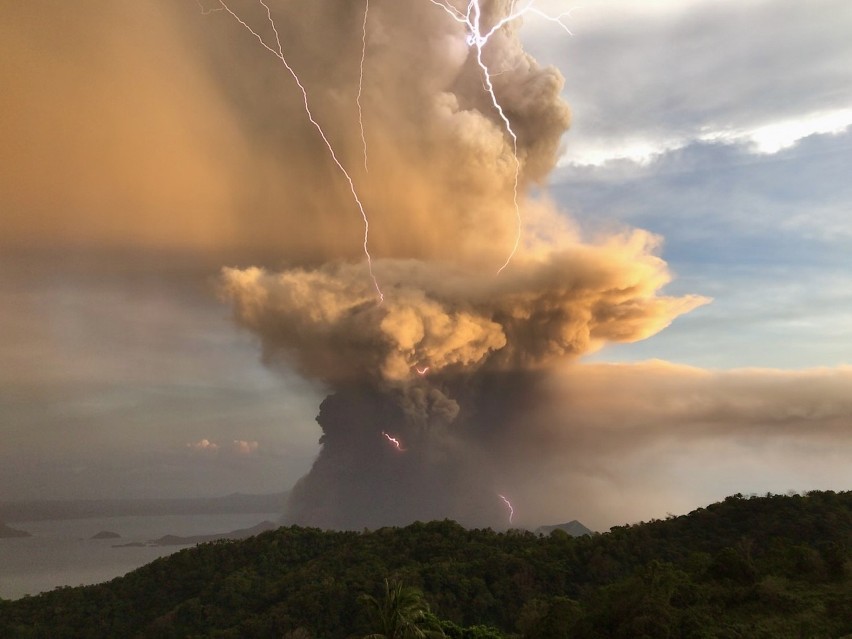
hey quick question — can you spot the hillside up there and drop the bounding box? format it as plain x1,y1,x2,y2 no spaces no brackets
1,491,849,638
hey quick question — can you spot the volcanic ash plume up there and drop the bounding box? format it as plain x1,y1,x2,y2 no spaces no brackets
217,0,707,529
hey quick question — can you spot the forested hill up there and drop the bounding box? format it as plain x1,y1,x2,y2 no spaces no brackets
2,491,850,638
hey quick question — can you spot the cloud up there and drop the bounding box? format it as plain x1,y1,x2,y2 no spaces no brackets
187,439,220,453
8,0,842,532
0,2,245,251
547,128,852,369
522,0,852,165
495,361,852,528
198,0,709,529
232,439,259,455
221,225,706,386
281,360,852,531
204,0,706,393
186,438,260,457
0,0,571,266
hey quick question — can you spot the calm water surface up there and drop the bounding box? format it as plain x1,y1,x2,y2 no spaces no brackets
0,513,280,600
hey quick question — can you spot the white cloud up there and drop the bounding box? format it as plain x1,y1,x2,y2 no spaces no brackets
700,108,852,155
557,136,684,167
558,110,852,167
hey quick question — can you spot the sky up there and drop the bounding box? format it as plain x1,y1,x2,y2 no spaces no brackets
0,0,850,531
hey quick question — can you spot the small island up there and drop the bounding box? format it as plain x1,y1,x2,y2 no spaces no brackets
90,530,121,540
0,522,32,538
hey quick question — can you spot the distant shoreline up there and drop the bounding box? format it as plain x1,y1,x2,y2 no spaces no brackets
0,492,288,523
0,512,281,600
0,522,31,538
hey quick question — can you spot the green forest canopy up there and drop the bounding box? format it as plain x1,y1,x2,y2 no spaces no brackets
1,491,850,638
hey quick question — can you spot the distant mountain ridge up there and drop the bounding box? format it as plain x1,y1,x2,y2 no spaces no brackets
0,492,289,522
536,520,594,537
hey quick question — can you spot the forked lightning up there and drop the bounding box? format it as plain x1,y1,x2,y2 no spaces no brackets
216,0,384,301
427,0,573,273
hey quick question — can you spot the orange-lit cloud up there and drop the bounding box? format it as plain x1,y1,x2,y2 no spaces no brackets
187,439,220,453
0,2,245,251
232,439,259,455
0,0,570,264
221,227,707,384
186,438,259,457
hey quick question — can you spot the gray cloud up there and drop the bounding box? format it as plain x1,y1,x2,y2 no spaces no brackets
283,362,852,530
499,361,852,528
549,129,852,369
0,252,321,501
523,0,852,162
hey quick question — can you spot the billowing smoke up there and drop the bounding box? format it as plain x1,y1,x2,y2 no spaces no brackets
221,239,705,385
211,0,707,529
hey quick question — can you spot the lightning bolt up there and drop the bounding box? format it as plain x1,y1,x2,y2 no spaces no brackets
196,0,223,15
498,493,515,524
415,365,430,376
382,431,406,451
427,1,574,273
358,0,370,172
216,0,383,302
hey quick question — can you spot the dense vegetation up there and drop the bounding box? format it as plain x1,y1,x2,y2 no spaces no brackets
1,491,849,638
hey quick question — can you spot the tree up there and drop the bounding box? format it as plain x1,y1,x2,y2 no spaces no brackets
360,579,445,639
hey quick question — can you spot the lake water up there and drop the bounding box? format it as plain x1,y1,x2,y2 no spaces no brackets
0,513,280,600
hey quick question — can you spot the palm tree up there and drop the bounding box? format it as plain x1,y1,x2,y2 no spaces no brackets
359,578,445,639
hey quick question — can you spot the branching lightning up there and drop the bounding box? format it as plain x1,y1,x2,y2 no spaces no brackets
216,0,383,301
211,0,573,292
197,0,223,16
382,431,406,451
427,0,574,273
498,493,515,524
358,0,370,173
